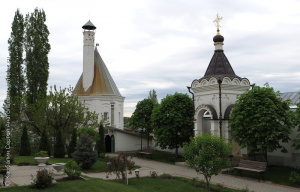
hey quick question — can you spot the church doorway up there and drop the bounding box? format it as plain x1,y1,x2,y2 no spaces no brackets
111,135,115,153
105,135,111,152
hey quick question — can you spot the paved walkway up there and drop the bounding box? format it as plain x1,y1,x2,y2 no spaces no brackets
4,156,300,192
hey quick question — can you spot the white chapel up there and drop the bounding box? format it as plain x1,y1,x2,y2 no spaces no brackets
189,16,251,156
73,20,125,129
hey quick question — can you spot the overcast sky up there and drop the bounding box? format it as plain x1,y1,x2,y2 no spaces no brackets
1,0,300,117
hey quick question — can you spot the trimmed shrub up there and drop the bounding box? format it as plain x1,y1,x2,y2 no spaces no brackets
35,151,48,157
68,128,77,158
64,160,82,179
54,129,65,158
39,128,51,157
32,168,53,189
19,126,31,156
73,133,97,169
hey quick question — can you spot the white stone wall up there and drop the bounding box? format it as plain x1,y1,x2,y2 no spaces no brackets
106,130,150,152
268,121,300,167
79,95,125,129
83,30,95,92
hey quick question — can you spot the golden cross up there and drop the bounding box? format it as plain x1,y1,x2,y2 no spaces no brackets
213,14,223,31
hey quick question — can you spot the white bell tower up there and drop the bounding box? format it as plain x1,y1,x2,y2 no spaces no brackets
82,20,96,92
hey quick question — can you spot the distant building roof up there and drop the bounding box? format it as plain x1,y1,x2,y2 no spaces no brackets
73,47,122,96
281,92,300,104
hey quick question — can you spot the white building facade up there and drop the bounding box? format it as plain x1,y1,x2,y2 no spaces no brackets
74,20,125,129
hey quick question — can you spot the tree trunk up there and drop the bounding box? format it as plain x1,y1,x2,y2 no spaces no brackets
147,133,150,148
264,150,269,168
204,176,210,191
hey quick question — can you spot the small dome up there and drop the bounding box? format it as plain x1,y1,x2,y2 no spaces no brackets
213,34,224,43
82,20,96,30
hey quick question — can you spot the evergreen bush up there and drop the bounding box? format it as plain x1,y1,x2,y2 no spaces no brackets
54,129,65,158
19,126,31,156
67,128,77,158
73,133,97,169
97,123,105,157
39,128,51,157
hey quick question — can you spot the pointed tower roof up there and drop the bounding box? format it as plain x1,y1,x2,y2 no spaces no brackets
82,20,96,30
73,47,122,96
201,49,241,81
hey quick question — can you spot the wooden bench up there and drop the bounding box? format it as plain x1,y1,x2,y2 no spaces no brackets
138,147,154,159
138,151,153,159
234,159,267,180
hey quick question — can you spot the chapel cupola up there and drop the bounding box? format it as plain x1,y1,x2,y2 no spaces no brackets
201,14,241,81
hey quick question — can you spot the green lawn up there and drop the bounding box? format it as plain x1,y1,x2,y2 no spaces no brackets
132,150,183,164
227,165,300,188
11,156,72,165
0,176,246,192
10,156,138,173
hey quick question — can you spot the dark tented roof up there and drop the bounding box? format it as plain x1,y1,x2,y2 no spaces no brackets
199,50,242,81
281,92,300,104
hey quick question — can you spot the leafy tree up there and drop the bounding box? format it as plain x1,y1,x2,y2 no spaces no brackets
7,9,25,122
39,128,51,156
148,89,158,104
230,84,293,164
77,126,98,142
130,99,156,147
54,129,65,158
46,86,98,137
292,102,300,150
73,133,97,169
67,128,77,158
184,133,232,191
97,123,105,157
123,117,131,129
19,125,31,156
21,86,98,139
25,8,50,104
152,92,194,156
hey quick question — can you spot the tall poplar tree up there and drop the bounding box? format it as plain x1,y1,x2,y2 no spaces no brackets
25,8,50,104
7,9,25,121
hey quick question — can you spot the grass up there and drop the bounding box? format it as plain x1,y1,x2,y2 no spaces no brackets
82,159,107,173
0,176,247,192
132,150,184,164
8,156,139,174
11,156,72,165
226,165,300,188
